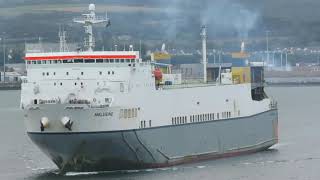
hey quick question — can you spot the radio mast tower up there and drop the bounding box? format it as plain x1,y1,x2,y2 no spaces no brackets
200,25,207,83
73,4,111,51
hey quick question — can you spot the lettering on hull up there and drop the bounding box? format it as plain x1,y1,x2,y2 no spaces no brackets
94,112,113,117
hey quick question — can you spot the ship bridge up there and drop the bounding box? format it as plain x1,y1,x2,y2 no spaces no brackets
25,51,140,65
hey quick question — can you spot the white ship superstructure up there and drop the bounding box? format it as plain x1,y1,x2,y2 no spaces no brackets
21,4,278,173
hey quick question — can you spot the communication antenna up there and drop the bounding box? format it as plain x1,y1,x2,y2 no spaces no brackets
38,36,43,52
59,25,68,52
73,4,111,51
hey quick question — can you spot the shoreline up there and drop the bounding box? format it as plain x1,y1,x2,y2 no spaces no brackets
0,83,21,90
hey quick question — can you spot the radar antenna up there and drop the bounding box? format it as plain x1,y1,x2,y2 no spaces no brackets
73,4,111,51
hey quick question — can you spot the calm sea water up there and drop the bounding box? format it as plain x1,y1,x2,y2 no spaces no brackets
1,87,320,180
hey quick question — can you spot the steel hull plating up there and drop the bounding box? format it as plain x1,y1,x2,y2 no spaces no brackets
28,110,278,172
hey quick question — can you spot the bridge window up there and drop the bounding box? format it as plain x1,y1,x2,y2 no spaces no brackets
81,72,84,75
42,72,45,76
85,59,94,63
46,72,49,76
99,71,102,75
110,59,114,63
74,59,83,63
66,72,69,75
63,59,73,63
112,71,115,75
96,59,103,63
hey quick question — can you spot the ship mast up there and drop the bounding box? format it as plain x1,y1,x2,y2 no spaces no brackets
200,25,207,83
73,4,111,51
59,26,68,52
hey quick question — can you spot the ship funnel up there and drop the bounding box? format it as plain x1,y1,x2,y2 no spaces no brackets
161,43,166,53
200,25,207,83
241,41,245,53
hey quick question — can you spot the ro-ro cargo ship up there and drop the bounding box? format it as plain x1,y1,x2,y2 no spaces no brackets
21,4,278,173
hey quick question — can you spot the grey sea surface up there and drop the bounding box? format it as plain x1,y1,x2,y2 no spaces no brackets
0,87,319,180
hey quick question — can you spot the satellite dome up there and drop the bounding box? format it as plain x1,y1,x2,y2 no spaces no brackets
89,4,96,11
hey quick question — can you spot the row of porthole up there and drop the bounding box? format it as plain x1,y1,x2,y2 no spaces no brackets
190,112,232,123
172,116,187,125
190,113,216,123
99,71,115,75
140,120,152,128
53,82,84,86
172,111,233,125
43,71,115,76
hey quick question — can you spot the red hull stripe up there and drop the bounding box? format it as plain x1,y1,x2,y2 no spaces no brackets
25,55,136,61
